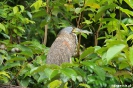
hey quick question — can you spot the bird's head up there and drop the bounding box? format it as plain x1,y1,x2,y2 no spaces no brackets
59,26,92,35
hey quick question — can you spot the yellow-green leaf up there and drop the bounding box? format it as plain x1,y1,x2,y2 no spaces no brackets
0,23,5,31
106,44,126,63
0,71,10,78
129,47,133,66
13,6,19,14
79,83,90,88
48,80,62,88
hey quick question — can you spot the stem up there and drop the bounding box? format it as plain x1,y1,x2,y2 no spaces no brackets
77,33,81,58
44,25,48,45
43,0,49,45
94,15,103,46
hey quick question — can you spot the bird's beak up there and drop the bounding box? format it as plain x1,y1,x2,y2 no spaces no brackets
73,28,92,35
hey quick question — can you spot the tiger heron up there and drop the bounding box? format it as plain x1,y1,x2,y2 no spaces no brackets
46,26,90,65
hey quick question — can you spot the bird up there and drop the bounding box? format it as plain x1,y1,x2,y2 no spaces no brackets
46,26,79,65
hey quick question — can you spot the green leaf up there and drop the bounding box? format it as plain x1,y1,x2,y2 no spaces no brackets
124,0,133,9
81,33,87,39
49,70,59,80
7,56,26,62
82,60,105,80
61,68,77,81
27,11,32,19
81,61,95,67
13,6,19,14
61,63,79,68
48,80,62,88
30,0,43,10
33,10,46,18
119,7,133,17
73,68,86,77
103,67,116,74
44,68,53,79
80,47,94,59
79,83,90,88
75,7,81,14
19,5,24,12
20,78,29,87
64,82,68,88
105,44,126,62
30,65,46,74
94,66,105,81
127,34,133,41
82,20,92,25
0,71,10,79
0,23,5,31
95,4,117,21
2,63,21,70
129,47,133,66
119,62,129,69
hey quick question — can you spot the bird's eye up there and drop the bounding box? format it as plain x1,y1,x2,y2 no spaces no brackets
72,28,76,33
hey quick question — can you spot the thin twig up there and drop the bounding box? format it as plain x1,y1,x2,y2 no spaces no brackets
94,14,103,46
43,0,49,45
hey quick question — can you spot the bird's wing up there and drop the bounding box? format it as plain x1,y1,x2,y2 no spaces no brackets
46,36,72,65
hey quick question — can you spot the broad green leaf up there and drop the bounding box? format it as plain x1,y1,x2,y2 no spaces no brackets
61,63,79,68
121,22,128,32
73,68,86,77
75,8,81,14
0,23,5,31
86,3,100,9
0,71,10,78
30,64,59,74
30,0,43,10
64,4,74,11
80,47,94,59
48,80,62,88
33,10,46,18
94,66,105,81
82,61,105,81
119,7,133,17
79,83,90,88
119,62,129,69
129,47,133,66
20,78,29,87
106,44,126,62
30,65,46,74
124,0,133,9
44,68,53,79
127,34,133,41
27,11,32,19
115,71,132,77
18,26,25,32
64,82,68,88
107,20,119,33
7,56,26,62
81,61,95,67
19,51,33,58
103,67,116,74
82,20,92,25
38,71,47,82
19,5,24,12
61,68,77,81
81,33,87,39
85,0,100,9
2,63,21,70
50,70,59,80
13,6,19,14
95,4,117,21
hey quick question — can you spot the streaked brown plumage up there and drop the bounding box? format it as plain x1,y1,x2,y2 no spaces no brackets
46,27,77,65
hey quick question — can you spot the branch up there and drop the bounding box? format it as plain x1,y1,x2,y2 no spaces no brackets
43,0,49,45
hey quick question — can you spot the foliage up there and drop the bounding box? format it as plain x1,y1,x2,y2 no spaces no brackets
0,0,133,88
